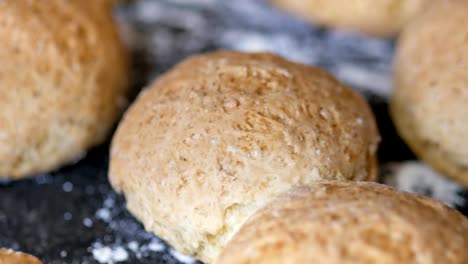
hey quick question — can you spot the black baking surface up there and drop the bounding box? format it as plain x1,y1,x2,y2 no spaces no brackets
1,0,467,263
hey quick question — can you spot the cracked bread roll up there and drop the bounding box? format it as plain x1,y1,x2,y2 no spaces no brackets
216,182,468,264
271,0,431,37
0,249,42,264
109,51,380,263
0,0,129,179
391,0,468,186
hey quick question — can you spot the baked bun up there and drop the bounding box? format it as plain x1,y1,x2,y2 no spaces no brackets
0,249,42,264
390,0,468,186
216,181,468,264
0,0,129,179
110,51,379,263
271,0,431,37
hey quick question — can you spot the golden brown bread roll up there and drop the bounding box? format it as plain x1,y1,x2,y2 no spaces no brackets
271,0,432,37
390,0,468,186
216,181,468,264
0,249,42,264
0,0,129,179
109,51,380,263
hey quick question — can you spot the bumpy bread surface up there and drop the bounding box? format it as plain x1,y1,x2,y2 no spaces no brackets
0,249,42,264
391,0,468,186
271,0,431,37
216,182,468,264
109,51,379,263
0,0,129,179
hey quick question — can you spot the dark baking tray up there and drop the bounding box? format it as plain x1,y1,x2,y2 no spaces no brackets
1,1,467,263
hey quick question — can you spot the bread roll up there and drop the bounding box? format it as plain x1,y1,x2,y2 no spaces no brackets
0,0,129,179
390,0,468,186
110,51,379,263
271,0,431,37
0,249,42,264
216,181,468,264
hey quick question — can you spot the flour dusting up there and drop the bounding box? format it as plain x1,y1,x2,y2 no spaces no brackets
382,161,466,208
92,244,129,264
89,191,197,263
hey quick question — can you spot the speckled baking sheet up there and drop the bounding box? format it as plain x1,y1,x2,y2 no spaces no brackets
1,0,467,263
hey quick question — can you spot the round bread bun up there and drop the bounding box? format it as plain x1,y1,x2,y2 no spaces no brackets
216,181,468,264
0,249,42,264
390,0,468,186
109,51,379,263
0,0,129,179
270,0,431,37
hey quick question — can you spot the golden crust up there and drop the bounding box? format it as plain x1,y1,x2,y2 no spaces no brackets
0,249,42,264
109,51,379,263
216,181,468,264
271,0,431,37
391,0,468,186
0,0,129,178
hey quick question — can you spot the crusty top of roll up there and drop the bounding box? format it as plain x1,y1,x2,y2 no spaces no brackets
216,181,468,264
0,249,42,264
0,0,129,178
391,0,468,185
271,0,431,37
110,51,379,263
